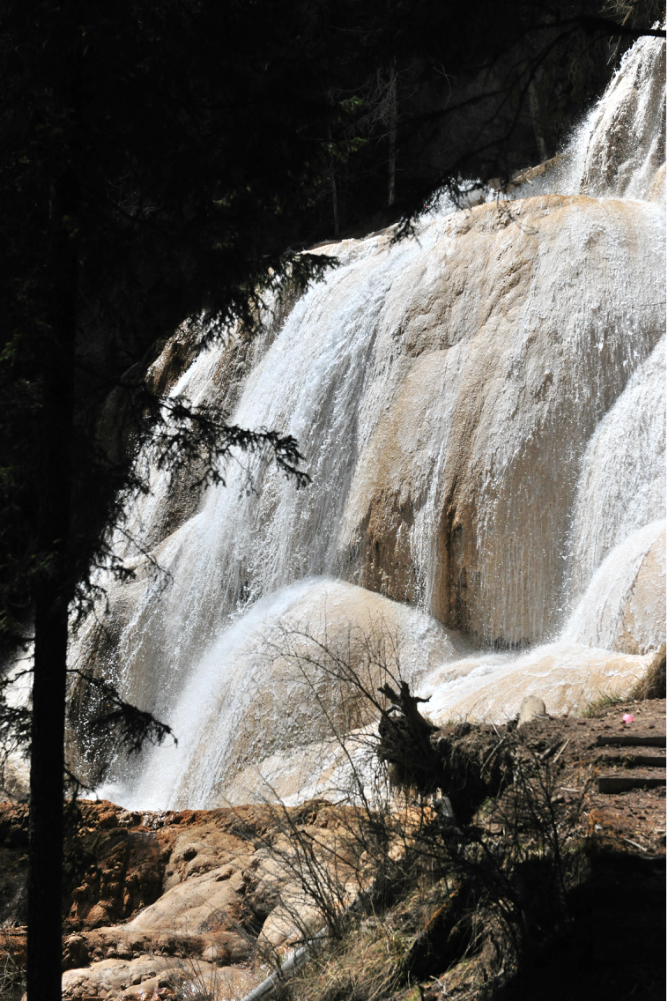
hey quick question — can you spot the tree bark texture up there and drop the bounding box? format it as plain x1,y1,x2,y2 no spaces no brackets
386,64,397,207
528,79,549,162
327,125,340,236
29,587,70,1000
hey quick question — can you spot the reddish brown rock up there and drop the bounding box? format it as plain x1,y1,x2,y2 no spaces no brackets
0,798,360,999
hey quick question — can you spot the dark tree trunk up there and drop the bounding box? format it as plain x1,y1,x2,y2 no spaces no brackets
528,79,549,162
29,588,70,1000
387,63,397,207
328,133,340,236
331,162,340,236
326,106,340,236
27,175,78,1001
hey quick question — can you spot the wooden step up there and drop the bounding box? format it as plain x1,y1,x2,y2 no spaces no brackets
596,751,666,768
595,733,666,748
598,773,666,794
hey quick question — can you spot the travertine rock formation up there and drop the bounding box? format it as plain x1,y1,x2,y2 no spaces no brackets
335,194,663,645
64,35,664,811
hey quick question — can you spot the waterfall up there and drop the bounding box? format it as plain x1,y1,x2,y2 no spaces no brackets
73,36,664,810
567,337,665,600
565,32,666,200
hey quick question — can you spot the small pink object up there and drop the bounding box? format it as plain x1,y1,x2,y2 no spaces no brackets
622,713,634,724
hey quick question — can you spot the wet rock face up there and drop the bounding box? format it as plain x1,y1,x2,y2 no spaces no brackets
168,579,464,804
336,194,664,647
598,528,663,655
611,528,665,655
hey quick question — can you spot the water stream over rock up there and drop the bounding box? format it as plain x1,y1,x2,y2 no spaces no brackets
73,36,665,810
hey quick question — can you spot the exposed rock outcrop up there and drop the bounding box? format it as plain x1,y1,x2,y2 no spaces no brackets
0,799,361,1000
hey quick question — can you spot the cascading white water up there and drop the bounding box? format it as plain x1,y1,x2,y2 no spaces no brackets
566,32,666,200
74,36,665,810
567,337,665,601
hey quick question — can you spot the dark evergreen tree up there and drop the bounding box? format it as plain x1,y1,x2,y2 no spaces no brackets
0,2,338,996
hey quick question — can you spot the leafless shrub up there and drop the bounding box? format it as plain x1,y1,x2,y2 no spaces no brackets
0,926,25,1002
243,622,590,1000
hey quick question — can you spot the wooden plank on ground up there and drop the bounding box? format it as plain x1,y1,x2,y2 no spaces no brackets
598,774,666,794
595,734,666,748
